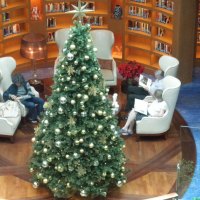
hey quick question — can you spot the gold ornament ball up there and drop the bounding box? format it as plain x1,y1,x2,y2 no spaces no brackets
80,149,84,153
43,178,48,184
65,154,69,159
33,182,39,188
84,55,89,60
72,80,76,85
84,85,89,90
55,128,61,134
43,148,48,153
31,137,35,142
104,145,108,150
91,113,95,117
107,154,111,159
29,168,34,173
71,100,76,105
97,125,103,131
83,95,89,101
79,138,84,143
93,74,98,79
81,130,86,134
56,88,60,92
111,173,115,178
66,183,71,188
70,44,76,50
102,172,107,177
66,76,71,81
77,93,82,98
89,143,94,148
75,140,79,145
97,110,103,115
81,66,86,71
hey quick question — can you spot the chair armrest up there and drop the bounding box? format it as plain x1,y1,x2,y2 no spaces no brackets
31,86,39,97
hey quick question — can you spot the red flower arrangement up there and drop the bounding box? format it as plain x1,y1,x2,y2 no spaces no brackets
118,61,144,79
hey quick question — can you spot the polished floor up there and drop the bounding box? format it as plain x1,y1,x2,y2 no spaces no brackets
0,77,194,200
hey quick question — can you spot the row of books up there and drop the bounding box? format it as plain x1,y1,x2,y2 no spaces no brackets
130,0,148,3
128,6,151,18
155,0,174,11
82,16,103,26
45,2,70,13
45,2,95,13
1,0,7,8
3,24,20,37
47,18,56,28
47,32,55,42
2,12,9,22
156,13,170,24
155,41,171,54
157,27,165,37
128,20,151,34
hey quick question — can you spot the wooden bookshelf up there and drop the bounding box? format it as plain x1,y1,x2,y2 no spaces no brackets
0,0,198,83
0,0,31,69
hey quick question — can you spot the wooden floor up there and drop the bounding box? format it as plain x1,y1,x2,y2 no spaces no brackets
0,79,195,200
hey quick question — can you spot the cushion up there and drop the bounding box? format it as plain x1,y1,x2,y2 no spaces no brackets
98,58,113,70
101,69,114,81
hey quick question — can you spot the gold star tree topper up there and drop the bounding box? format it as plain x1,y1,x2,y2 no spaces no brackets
66,0,93,22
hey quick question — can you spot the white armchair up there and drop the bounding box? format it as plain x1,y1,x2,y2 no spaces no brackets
136,76,181,140
90,30,117,87
0,57,21,141
0,56,39,117
54,28,70,74
159,55,179,77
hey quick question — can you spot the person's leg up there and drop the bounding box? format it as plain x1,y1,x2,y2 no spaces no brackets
31,97,45,116
21,99,37,121
122,108,137,130
127,86,149,96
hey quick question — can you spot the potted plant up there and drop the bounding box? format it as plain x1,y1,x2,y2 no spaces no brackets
118,60,144,93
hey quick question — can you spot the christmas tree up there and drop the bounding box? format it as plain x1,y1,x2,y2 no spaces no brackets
29,1,126,198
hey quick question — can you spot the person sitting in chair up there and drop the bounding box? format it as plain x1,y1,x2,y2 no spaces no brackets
3,73,44,123
120,89,168,136
125,70,164,111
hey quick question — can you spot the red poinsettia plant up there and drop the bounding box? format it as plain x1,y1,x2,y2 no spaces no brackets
118,61,144,80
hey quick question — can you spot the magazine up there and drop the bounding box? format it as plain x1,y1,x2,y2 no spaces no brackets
139,74,152,89
134,98,148,115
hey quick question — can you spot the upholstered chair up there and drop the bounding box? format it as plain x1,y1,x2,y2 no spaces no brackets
159,55,179,77
0,57,21,141
136,75,181,140
90,30,117,87
0,56,39,117
54,28,70,74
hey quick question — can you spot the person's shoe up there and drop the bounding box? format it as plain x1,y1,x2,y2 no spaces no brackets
28,118,38,124
121,129,133,136
119,128,127,134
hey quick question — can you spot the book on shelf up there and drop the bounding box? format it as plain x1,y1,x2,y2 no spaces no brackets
139,74,152,89
134,98,148,115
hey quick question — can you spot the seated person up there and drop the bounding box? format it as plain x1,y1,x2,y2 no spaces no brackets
3,73,44,123
120,89,168,136
125,70,164,111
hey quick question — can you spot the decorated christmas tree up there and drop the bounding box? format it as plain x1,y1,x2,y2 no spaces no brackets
29,1,126,198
